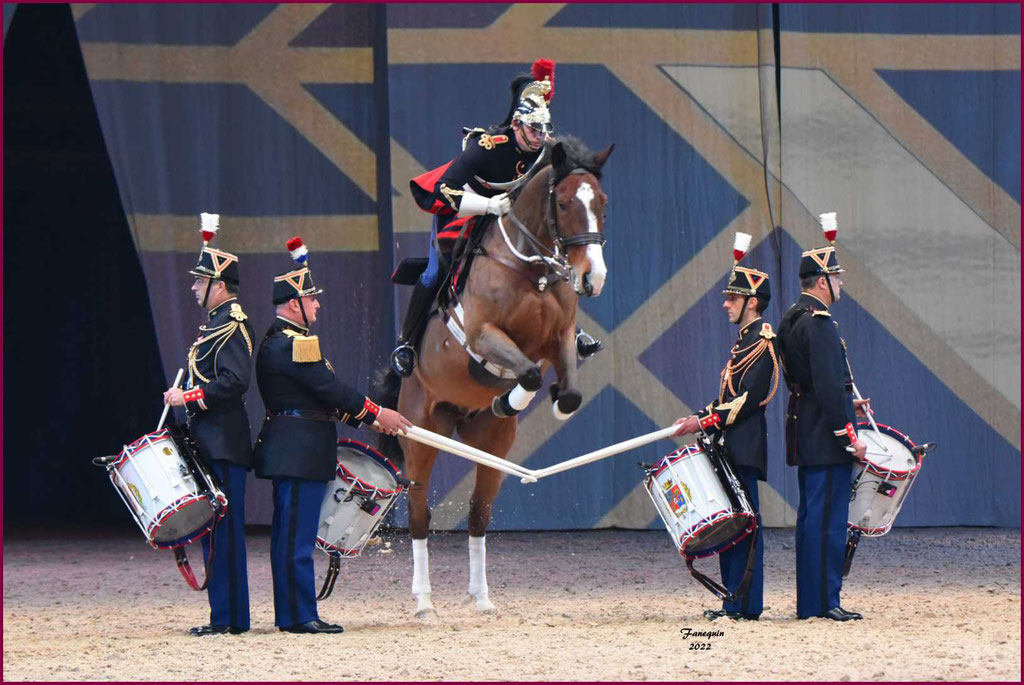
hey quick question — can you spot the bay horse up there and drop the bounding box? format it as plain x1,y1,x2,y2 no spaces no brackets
378,137,613,617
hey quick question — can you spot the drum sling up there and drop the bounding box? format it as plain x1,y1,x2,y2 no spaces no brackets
684,439,759,603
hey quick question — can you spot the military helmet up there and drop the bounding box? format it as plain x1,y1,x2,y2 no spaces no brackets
799,212,846,279
723,232,771,301
502,59,555,135
189,212,240,286
272,236,324,304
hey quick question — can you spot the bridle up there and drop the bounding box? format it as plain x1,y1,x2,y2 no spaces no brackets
495,166,605,291
545,168,607,250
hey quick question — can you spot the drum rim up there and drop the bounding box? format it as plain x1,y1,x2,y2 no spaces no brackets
856,421,920,478
650,443,706,480
680,510,757,559
315,536,363,557
148,492,222,549
113,430,175,468
335,438,404,496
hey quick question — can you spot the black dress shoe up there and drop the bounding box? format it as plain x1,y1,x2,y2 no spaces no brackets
189,624,247,636
279,619,344,634
821,606,863,621
390,345,415,377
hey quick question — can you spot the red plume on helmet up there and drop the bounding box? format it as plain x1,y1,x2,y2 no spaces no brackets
530,59,555,101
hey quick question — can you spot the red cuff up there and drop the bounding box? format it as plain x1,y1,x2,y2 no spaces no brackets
833,422,857,445
699,413,721,431
183,387,207,411
354,397,381,425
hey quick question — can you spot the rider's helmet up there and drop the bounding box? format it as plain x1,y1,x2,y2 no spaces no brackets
500,59,555,135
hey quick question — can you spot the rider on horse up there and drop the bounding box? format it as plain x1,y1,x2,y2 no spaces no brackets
390,59,603,378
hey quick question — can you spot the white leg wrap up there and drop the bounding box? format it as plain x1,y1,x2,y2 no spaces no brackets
468,535,488,596
412,538,432,596
552,401,575,421
468,535,495,613
508,384,537,411
412,538,435,616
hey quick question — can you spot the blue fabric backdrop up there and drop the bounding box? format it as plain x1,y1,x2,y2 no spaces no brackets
73,3,1020,528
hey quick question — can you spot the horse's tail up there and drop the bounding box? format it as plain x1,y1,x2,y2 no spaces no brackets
371,365,404,466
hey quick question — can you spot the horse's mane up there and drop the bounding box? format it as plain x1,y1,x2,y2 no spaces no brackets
524,136,604,186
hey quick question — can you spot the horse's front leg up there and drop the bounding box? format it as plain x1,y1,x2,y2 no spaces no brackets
549,325,583,421
469,322,544,417
457,411,518,613
397,376,454,619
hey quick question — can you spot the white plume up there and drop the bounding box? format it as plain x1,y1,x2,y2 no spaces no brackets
733,232,752,255
200,212,220,234
818,212,837,231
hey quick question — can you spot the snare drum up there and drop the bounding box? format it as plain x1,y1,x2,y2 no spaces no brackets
645,442,756,559
105,427,226,549
316,439,406,557
848,422,922,537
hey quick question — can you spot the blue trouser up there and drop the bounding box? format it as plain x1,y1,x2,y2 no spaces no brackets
270,477,328,627
201,460,250,629
419,214,444,287
720,465,764,616
795,462,853,618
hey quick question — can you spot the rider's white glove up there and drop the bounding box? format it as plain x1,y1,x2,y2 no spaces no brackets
459,192,511,217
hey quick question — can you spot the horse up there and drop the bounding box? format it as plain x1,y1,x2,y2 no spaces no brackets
377,137,613,617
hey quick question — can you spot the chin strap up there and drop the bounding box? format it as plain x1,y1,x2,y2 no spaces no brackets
297,298,309,328
201,280,212,309
825,276,837,305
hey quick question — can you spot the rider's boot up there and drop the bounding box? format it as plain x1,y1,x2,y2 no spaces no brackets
575,327,603,359
391,282,437,377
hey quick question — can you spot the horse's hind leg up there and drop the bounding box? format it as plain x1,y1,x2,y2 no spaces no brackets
457,412,518,613
398,375,454,618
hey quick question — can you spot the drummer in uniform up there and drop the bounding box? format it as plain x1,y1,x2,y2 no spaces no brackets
673,232,779,621
777,213,870,622
163,213,254,636
390,58,602,378
253,237,411,634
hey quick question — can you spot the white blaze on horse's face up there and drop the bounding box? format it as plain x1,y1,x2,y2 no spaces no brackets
574,181,606,297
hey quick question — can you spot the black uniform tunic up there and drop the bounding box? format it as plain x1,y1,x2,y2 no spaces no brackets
410,126,543,241
777,293,858,466
253,317,379,482
182,298,255,467
694,318,779,480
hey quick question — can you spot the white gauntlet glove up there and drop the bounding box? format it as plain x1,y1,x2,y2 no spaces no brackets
459,192,511,217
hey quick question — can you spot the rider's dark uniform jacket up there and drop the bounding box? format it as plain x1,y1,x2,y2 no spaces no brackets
253,317,380,482
777,292,857,467
409,126,543,241
182,297,255,468
694,318,779,480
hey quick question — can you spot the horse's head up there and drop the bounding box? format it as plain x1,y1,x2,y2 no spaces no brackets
547,140,614,297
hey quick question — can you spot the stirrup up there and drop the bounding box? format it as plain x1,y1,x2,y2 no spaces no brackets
391,344,417,377
575,331,603,359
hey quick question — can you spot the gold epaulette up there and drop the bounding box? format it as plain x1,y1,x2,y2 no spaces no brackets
759,322,776,339
282,329,322,362
292,335,322,362
477,133,509,150
229,302,247,322
811,309,831,318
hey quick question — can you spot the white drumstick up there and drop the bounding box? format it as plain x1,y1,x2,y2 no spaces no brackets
527,425,680,480
375,422,538,482
851,381,888,454
157,368,185,432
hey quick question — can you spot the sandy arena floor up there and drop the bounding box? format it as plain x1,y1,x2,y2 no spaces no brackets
3,527,1020,681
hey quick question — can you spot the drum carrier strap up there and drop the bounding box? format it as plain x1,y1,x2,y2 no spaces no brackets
683,437,760,604
317,554,342,600
167,424,225,592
